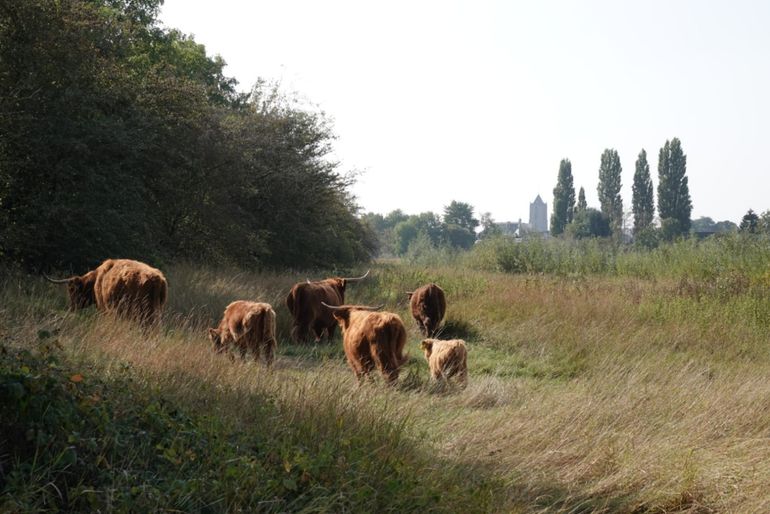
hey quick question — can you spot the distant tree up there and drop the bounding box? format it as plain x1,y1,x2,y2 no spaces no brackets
739,209,760,233
478,212,502,239
442,201,477,249
713,220,738,233
550,159,575,236
759,210,770,235
597,149,623,239
443,224,476,249
565,208,611,239
384,209,409,228
576,187,587,215
657,138,692,239
691,217,737,234
392,219,420,255
632,149,655,235
443,201,479,232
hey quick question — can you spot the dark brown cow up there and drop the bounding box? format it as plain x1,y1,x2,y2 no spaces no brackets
285,270,369,343
209,301,276,365
406,283,446,337
322,302,407,385
45,258,167,326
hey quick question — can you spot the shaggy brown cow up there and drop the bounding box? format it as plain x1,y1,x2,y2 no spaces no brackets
421,338,468,387
406,283,446,337
285,270,369,343
45,258,167,326
322,302,407,385
208,301,276,365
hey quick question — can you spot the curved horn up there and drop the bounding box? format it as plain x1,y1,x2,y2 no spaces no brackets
321,301,384,311
307,279,312,284
43,273,71,284
344,269,370,282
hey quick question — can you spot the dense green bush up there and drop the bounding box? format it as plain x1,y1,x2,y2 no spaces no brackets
0,0,375,271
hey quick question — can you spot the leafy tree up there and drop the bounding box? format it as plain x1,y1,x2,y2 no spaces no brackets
478,212,502,239
657,138,692,240
739,209,760,233
565,208,610,239
632,149,655,235
443,201,479,232
759,210,770,235
691,217,737,233
550,159,575,236
392,220,420,255
576,187,587,215
0,0,375,270
597,149,623,238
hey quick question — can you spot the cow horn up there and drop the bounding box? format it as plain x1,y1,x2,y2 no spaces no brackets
321,302,383,311
43,273,71,284
344,269,370,282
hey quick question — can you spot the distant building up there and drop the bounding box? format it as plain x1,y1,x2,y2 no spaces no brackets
495,195,549,239
529,195,548,233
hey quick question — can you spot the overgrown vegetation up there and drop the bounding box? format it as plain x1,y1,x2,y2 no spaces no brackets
0,0,375,270
4,237,770,511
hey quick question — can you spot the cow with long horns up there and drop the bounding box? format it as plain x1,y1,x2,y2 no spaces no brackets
285,270,369,343
322,302,407,385
406,283,446,337
45,258,167,326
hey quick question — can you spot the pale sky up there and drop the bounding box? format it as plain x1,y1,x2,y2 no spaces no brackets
160,0,770,224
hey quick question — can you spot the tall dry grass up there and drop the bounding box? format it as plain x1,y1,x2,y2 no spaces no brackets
4,253,770,512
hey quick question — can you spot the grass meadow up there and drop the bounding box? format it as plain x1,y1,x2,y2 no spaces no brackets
3,234,770,512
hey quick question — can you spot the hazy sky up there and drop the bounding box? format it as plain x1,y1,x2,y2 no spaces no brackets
160,0,770,224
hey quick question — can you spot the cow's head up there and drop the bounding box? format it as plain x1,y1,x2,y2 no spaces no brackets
45,270,97,310
321,302,383,331
421,339,436,359
317,270,371,297
208,328,226,353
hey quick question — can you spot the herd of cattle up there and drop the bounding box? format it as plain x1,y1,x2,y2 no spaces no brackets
45,258,469,386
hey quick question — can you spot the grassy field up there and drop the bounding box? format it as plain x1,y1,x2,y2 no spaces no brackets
3,236,770,512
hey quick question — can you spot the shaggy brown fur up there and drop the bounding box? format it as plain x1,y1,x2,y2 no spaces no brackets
407,283,446,337
326,304,407,385
421,338,468,387
49,259,167,326
285,271,369,343
208,301,276,365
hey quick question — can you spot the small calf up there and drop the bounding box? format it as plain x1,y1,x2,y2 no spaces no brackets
421,338,468,387
209,301,276,365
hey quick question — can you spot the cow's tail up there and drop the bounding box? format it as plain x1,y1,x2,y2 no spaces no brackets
146,275,168,326
263,307,277,366
371,321,406,384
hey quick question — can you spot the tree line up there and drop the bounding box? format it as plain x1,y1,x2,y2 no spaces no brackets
362,200,498,256
0,0,376,271
551,138,694,244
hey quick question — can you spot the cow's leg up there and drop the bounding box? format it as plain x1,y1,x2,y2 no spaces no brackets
326,323,336,341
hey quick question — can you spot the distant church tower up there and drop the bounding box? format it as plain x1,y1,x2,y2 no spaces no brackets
529,195,548,233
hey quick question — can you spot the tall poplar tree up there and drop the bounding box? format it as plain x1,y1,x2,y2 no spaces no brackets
576,186,587,214
632,149,655,235
657,138,692,239
597,149,623,238
550,159,575,236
